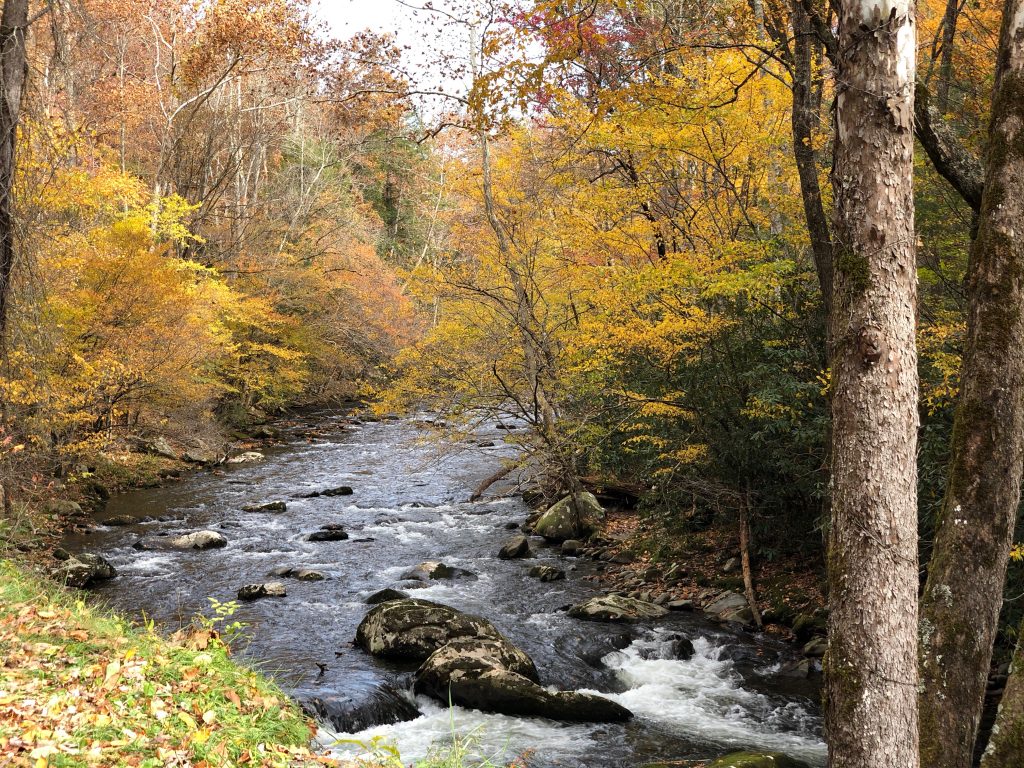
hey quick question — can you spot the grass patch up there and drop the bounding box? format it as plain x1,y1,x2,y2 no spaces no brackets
0,560,337,767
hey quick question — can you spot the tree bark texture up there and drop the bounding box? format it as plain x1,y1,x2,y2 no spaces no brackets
980,621,1024,767
826,0,920,765
918,3,1024,766
0,0,28,342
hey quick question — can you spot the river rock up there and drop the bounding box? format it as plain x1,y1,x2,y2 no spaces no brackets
322,486,354,496
667,599,695,611
103,515,137,526
355,599,535,677
238,582,287,600
498,535,531,559
43,499,83,517
528,565,566,582
802,637,827,658
135,530,228,551
401,561,475,582
242,501,287,513
568,594,669,622
269,566,326,581
227,451,264,464
532,492,605,542
302,684,420,733
707,752,811,768
307,525,349,542
414,638,631,723
365,588,410,604
183,448,219,465
561,539,584,557
56,553,117,587
704,591,754,625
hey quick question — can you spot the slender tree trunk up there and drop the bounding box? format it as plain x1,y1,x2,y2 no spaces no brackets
935,0,965,110
980,620,1024,767
0,0,29,343
790,0,833,320
739,492,763,630
919,3,1024,766
826,0,919,765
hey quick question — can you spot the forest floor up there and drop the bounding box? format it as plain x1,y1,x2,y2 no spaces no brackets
579,508,828,643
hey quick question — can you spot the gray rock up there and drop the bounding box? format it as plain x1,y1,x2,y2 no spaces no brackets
56,553,117,587
136,530,227,551
721,556,740,574
43,500,83,517
802,637,828,658
242,501,287,513
414,638,631,723
238,582,287,600
704,591,754,625
227,451,264,464
532,492,605,543
307,526,349,542
528,565,566,582
365,588,410,605
183,449,219,465
568,594,669,622
498,535,531,559
145,437,178,460
295,569,326,581
561,539,584,557
400,561,475,582
355,598,534,676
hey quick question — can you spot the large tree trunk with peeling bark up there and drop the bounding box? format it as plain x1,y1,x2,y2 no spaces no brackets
0,0,28,343
919,3,1024,766
825,0,920,765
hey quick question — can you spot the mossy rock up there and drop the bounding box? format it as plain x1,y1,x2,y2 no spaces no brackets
532,492,605,542
707,752,811,768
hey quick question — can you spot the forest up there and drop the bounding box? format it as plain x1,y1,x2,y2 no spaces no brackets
0,0,1022,767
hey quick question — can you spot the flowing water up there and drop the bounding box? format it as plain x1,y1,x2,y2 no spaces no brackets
65,413,826,767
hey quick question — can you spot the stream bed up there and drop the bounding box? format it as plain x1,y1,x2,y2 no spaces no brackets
65,413,827,767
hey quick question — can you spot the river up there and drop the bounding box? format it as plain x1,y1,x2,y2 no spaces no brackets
65,412,827,767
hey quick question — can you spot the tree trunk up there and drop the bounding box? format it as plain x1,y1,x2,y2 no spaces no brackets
0,0,29,343
790,0,833,320
980,621,1024,767
918,3,1024,766
825,0,920,765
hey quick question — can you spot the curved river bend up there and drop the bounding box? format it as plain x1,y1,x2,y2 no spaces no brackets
66,414,826,767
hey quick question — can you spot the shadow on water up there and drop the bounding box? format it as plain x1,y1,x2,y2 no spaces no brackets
65,413,826,767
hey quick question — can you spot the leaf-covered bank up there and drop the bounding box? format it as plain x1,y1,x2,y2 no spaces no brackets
0,560,340,767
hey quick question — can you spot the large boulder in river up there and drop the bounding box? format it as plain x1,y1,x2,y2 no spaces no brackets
498,535,531,559
707,752,811,768
532,492,604,542
414,638,631,723
568,594,668,622
355,598,536,679
400,561,475,582
56,553,117,587
135,530,227,551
